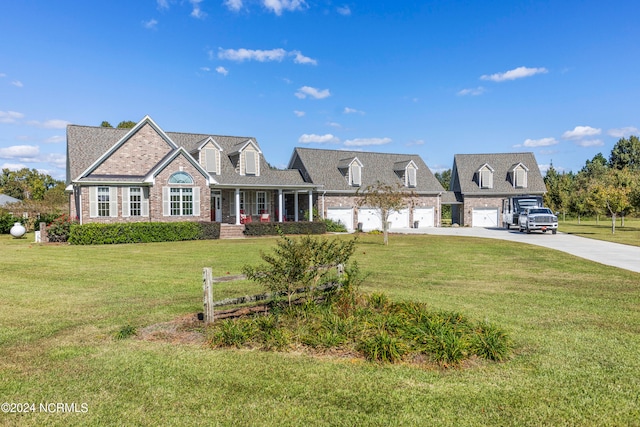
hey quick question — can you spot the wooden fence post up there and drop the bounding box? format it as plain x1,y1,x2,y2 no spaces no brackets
337,263,344,278
203,267,214,323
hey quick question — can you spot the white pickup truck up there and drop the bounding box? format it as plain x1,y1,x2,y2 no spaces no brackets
518,207,558,234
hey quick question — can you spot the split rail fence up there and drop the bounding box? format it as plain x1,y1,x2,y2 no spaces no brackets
202,264,344,323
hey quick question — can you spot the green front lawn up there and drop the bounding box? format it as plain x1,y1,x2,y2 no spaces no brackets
559,218,640,247
1,233,639,426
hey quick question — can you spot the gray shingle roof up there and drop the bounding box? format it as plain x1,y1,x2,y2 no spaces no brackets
0,193,20,207
451,152,546,195
289,147,445,194
67,123,312,188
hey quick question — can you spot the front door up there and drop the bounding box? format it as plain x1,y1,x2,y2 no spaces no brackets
212,193,222,222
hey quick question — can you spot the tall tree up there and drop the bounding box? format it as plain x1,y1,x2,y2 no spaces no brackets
588,168,634,233
609,135,640,171
117,120,136,129
100,121,113,128
356,181,413,245
544,165,573,219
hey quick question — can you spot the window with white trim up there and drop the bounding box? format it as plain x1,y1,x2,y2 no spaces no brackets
204,148,218,174
478,167,493,189
350,163,361,186
513,167,527,188
122,187,149,217
97,187,110,217
407,167,417,187
245,151,257,175
163,172,200,217
256,191,268,213
129,187,142,216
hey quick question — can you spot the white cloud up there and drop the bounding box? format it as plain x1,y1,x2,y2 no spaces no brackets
190,0,206,18
44,135,65,144
43,153,66,168
337,5,351,15
344,137,392,147
291,51,317,65
523,137,558,147
157,0,170,9
1,162,28,171
343,107,364,115
574,139,604,147
218,48,287,62
11,80,23,88
293,110,305,117
295,86,330,99
215,66,228,76
327,122,342,128
298,133,339,144
0,111,25,124
224,0,243,11
608,127,640,138
0,73,6,78
562,125,601,140
457,87,485,96
26,119,70,129
143,18,158,29
406,139,425,146
480,66,548,82
0,145,40,160
262,0,306,15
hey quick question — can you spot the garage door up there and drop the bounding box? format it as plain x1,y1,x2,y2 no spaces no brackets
413,207,434,228
358,208,382,232
388,208,410,228
472,208,499,227
327,207,354,232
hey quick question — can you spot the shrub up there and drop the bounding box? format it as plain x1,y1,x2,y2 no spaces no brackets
323,218,348,232
68,221,220,245
114,324,137,340
47,214,78,243
470,321,512,362
243,221,326,236
358,330,406,363
209,319,252,348
0,211,20,234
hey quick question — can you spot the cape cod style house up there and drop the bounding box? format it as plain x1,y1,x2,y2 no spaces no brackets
449,152,547,227
288,148,447,231
66,116,317,226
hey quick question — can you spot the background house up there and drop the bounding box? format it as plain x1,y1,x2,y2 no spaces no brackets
289,148,446,231
450,152,547,227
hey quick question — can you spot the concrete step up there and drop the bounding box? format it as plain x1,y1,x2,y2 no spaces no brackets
219,224,246,239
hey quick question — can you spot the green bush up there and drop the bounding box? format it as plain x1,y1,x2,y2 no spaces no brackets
323,218,348,232
68,221,220,245
358,330,406,363
47,214,78,243
243,221,326,236
114,324,137,340
0,211,20,234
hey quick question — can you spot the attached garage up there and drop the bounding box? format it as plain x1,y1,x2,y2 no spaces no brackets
388,208,410,228
358,208,382,232
413,207,435,228
327,207,354,232
472,208,499,227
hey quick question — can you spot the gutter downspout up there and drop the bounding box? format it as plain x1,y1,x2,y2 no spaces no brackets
437,192,442,227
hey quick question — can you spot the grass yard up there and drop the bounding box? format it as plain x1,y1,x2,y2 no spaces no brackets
559,217,640,247
1,232,639,426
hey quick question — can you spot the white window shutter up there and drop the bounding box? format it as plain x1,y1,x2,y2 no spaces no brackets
141,188,149,217
205,149,217,173
162,187,170,216
408,167,417,187
89,187,97,217
352,165,361,186
109,187,118,217
122,188,130,217
245,151,256,175
193,187,200,216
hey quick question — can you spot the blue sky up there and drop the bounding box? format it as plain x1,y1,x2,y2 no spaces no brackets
1,0,639,181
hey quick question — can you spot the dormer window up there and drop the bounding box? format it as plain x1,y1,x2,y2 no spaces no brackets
407,167,417,187
350,163,361,186
510,163,528,188
204,148,219,175
477,164,494,189
394,160,418,188
245,150,258,175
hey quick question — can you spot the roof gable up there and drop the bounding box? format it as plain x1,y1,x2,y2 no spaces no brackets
146,147,213,185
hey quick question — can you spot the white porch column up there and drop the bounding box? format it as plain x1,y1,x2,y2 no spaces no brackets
278,189,283,222
235,188,241,225
308,190,313,222
294,191,299,222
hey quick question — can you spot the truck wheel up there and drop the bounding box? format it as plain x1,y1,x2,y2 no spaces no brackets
552,229,557,235
526,227,531,234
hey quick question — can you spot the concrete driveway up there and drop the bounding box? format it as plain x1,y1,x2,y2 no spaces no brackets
392,227,640,274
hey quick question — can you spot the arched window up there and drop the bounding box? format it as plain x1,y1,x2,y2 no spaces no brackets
168,171,194,184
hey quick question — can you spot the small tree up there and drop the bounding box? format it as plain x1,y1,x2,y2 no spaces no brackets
243,234,357,306
356,181,413,245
